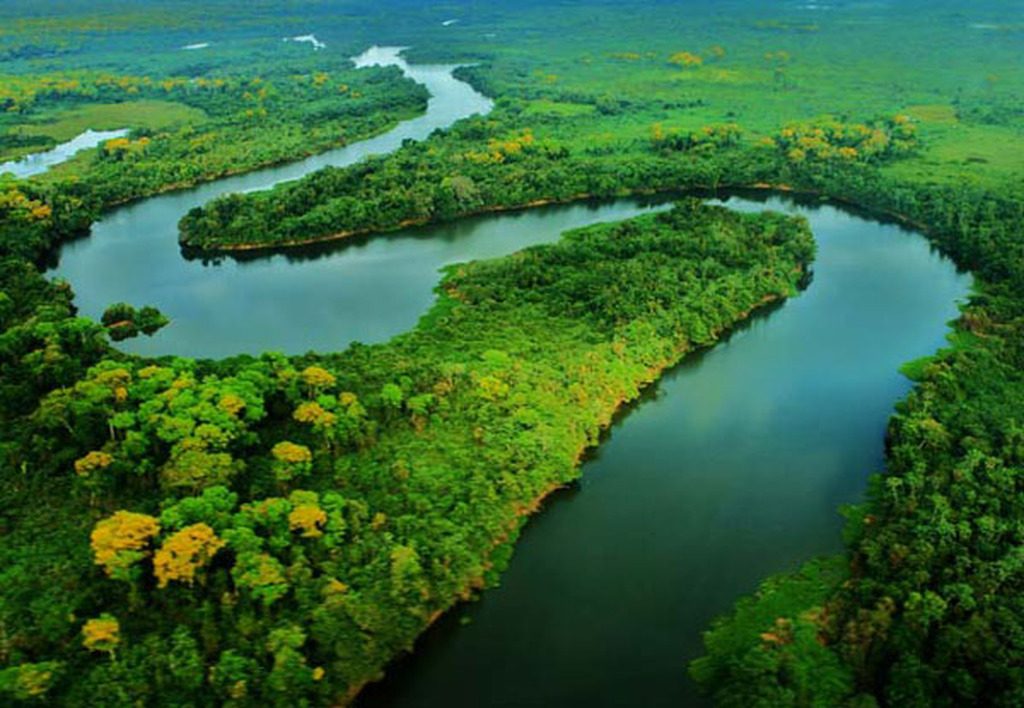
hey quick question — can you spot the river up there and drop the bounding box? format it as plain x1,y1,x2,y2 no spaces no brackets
49,46,493,358
356,193,970,706
49,48,971,706
1,128,129,179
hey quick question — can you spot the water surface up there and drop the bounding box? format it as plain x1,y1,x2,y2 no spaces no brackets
49,46,493,358
357,194,970,708
1,128,128,178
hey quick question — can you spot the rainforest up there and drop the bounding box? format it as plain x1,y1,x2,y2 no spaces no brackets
1,1,1022,706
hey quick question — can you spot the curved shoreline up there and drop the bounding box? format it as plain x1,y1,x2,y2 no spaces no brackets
351,195,970,706
52,45,494,269
342,284,796,705
96,107,425,210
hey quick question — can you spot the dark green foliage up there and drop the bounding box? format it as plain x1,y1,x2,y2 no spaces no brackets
690,558,858,707
100,302,168,340
451,200,812,338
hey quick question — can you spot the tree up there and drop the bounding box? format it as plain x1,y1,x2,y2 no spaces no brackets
0,662,62,701
266,625,313,696
210,651,261,703
90,511,161,581
153,523,225,588
100,303,168,340
232,552,289,606
160,448,240,492
271,441,312,483
300,366,335,397
380,382,403,410
288,501,327,538
74,450,112,478
669,51,703,68
390,544,429,606
81,615,120,656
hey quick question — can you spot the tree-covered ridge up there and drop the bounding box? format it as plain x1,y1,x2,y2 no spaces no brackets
0,203,813,703
177,105,916,251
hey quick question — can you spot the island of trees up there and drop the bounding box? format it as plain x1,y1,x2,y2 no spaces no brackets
1,200,813,702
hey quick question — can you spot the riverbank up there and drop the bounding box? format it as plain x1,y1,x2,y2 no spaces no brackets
352,194,971,708
179,178,935,260
94,105,426,210
7,202,817,705
291,203,819,704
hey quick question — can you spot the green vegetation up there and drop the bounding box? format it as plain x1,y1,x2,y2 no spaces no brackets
0,201,812,703
0,60,428,206
690,557,855,706
1,0,1023,705
685,164,1024,706
100,302,169,341
178,113,769,250
13,100,205,140
0,101,207,163
176,109,920,251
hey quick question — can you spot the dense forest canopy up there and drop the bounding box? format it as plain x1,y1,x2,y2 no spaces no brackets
1,0,1023,705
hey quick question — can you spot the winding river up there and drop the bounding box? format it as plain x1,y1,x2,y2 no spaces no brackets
49,48,971,705
50,46,494,359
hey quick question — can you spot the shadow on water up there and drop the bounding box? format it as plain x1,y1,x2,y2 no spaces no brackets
181,194,679,266
587,298,794,460
178,187,858,269
215,184,957,273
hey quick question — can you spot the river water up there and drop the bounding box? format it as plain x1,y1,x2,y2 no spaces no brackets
0,128,129,178
357,194,970,706
49,46,493,358
49,47,970,706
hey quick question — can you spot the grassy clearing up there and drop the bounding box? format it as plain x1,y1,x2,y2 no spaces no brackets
883,122,1024,187
522,99,595,117
17,100,207,140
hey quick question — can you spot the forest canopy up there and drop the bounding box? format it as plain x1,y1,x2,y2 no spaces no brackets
1,201,815,703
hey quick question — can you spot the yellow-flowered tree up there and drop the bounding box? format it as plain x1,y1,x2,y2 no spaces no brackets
153,523,225,588
90,510,161,582
300,366,335,398
81,615,120,657
271,441,313,484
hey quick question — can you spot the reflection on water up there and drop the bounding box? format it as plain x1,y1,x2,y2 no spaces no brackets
57,197,664,358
